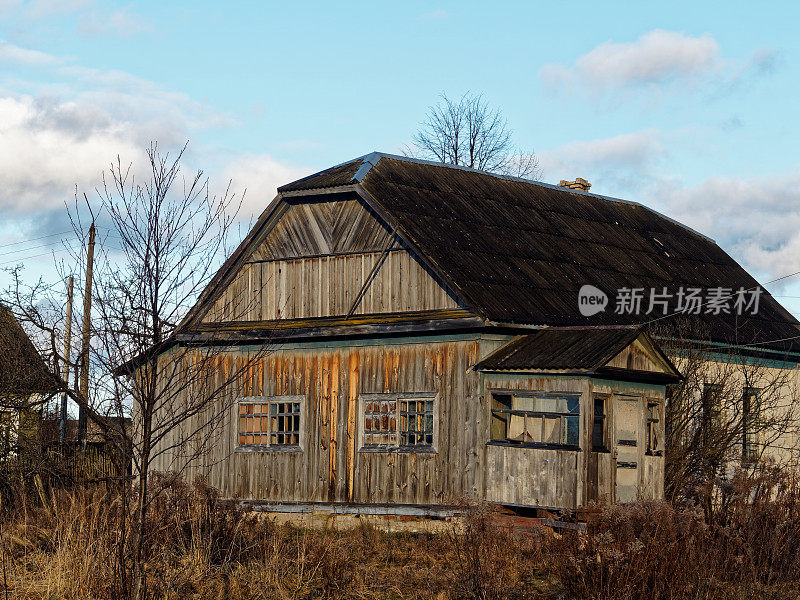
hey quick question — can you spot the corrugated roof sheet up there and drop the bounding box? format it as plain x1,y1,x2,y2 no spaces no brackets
476,328,641,371
278,158,364,192
346,156,800,353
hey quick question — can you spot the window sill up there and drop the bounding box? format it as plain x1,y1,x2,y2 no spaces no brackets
236,445,303,453
360,445,437,455
487,440,580,452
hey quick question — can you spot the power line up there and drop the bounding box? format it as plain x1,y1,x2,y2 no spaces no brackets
0,230,73,248
764,271,800,286
0,238,70,257
0,248,74,266
635,269,800,329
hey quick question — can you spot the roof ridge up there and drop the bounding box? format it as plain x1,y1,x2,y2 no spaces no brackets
348,152,715,245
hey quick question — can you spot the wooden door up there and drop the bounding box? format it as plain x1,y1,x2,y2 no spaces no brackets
613,396,641,503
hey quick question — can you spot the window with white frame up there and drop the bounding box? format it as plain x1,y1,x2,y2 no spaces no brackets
490,392,580,449
362,394,436,450
238,396,303,449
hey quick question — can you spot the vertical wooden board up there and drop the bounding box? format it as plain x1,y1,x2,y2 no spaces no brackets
328,353,340,501
346,351,359,501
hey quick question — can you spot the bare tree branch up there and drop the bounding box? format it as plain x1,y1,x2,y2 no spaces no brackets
408,92,541,180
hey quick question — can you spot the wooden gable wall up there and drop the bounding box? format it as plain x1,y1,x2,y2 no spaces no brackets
606,337,673,374
201,197,463,323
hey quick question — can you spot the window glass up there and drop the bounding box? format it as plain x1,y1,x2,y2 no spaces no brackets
400,399,435,446
362,395,436,450
592,396,606,449
565,415,579,446
527,416,542,443
491,392,581,448
567,397,580,415
508,413,526,441
646,401,660,454
543,416,560,444
238,398,300,447
742,388,760,460
535,397,557,413
364,399,397,446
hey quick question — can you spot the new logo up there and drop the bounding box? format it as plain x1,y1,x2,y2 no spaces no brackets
578,285,608,317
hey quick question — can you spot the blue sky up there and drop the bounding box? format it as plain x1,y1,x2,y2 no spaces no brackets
2,0,800,314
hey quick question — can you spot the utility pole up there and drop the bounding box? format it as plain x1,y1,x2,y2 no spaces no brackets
78,223,95,446
59,275,74,443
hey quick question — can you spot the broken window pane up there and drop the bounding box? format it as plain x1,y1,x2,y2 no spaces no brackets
363,399,398,446
491,393,581,448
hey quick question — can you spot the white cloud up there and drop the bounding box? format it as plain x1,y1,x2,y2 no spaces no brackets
653,172,800,283
0,43,234,217
222,154,308,223
0,95,147,214
541,30,775,100
544,130,665,170
0,40,63,65
76,9,153,37
539,130,667,194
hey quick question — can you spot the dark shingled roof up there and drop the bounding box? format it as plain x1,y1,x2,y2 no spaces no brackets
278,158,364,192
476,327,642,371
0,304,58,395
305,154,799,353
211,151,800,356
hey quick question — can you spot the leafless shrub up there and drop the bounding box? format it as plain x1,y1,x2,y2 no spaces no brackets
556,468,800,600
648,321,800,514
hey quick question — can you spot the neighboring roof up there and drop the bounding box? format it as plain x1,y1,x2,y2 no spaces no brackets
279,152,800,353
0,304,58,395
475,326,681,383
41,416,131,444
477,327,641,371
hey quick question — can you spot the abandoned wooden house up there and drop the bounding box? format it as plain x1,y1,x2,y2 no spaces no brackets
149,153,800,516
0,304,58,457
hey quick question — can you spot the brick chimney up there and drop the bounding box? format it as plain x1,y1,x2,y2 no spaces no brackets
558,177,591,192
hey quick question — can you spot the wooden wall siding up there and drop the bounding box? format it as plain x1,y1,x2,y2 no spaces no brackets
202,249,461,323
150,338,486,506
607,339,669,373
149,336,666,510
481,371,666,508
589,379,666,503
253,199,393,261
485,446,579,508
481,374,588,509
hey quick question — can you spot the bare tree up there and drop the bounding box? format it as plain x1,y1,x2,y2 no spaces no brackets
4,143,269,599
408,92,541,179
653,320,800,515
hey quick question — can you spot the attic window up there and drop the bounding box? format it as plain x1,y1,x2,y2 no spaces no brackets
490,392,580,450
742,387,761,460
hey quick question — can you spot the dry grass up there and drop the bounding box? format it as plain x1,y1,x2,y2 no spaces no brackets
556,467,800,600
0,476,548,600
1,469,799,599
